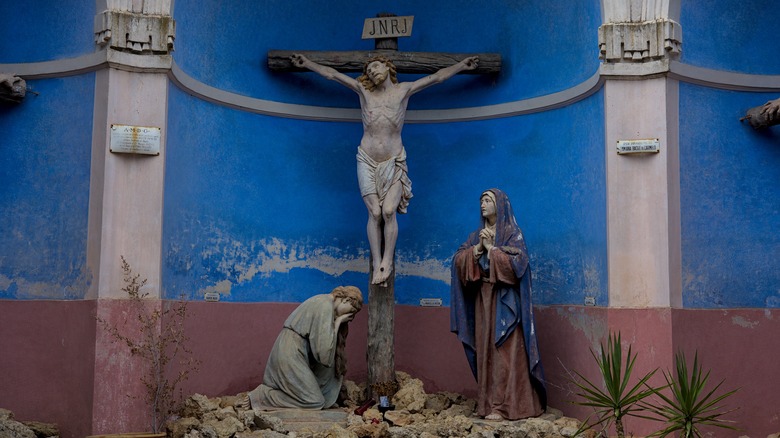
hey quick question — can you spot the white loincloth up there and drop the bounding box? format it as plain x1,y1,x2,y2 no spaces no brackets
356,147,413,213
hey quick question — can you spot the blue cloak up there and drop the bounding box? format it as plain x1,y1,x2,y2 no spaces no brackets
450,188,547,409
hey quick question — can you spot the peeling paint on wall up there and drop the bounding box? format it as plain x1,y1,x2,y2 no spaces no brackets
0,268,91,300
199,236,452,289
532,253,606,306
731,315,759,329
555,306,607,351
166,226,453,302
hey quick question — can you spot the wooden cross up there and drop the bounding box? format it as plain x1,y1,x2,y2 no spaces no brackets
267,14,501,399
268,14,501,75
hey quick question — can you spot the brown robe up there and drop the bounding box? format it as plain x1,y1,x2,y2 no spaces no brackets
455,246,543,420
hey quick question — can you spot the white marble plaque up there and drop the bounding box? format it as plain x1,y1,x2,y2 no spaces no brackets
419,298,442,307
110,124,161,155
616,138,660,155
362,16,414,39
204,292,220,302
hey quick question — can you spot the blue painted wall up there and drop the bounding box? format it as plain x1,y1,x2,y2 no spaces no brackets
677,0,780,308
4,1,777,309
680,0,780,74
679,84,780,308
163,0,606,306
0,76,95,299
163,86,607,306
172,0,600,107
0,1,95,63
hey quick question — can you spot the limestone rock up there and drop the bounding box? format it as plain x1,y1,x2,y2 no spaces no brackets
383,410,413,427
233,431,273,438
220,394,245,408
168,416,202,438
0,418,36,438
362,408,383,424
386,426,416,438
391,377,426,413
251,412,288,433
440,401,475,418
495,424,529,438
201,415,245,438
215,406,238,421
166,381,595,438
345,414,365,428
553,416,580,430
466,427,497,438
182,393,221,419
558,425,580,437
22,420,59,437
316,424,359,438
342,380,367,405
520,417,556,437
546,407,564,419
196,424,218,438
435,414,474,437
346,421,390,438
423,393,451,412
235,430,289,438
0,409,58,438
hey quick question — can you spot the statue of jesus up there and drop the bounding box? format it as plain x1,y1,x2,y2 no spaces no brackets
291,53,479,284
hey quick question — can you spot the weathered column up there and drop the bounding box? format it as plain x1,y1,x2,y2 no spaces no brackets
599,1,682,434
88,0,175,433
600,0,682,309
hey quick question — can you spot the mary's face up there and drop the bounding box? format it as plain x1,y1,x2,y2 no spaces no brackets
480,194,496,220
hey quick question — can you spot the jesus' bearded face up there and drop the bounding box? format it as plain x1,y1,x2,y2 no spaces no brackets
366,61,389,85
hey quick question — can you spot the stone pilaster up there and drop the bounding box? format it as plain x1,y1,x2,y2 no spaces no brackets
599,1,682,310
88,1,174,433
597,10,683,433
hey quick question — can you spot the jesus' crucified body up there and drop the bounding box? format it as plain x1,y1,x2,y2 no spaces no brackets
291,53,479,284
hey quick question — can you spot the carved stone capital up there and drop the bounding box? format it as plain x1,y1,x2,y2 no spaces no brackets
598,19,682,65
94,10,175,55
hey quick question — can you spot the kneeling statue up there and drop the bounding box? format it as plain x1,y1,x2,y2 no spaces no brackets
246,286,363,411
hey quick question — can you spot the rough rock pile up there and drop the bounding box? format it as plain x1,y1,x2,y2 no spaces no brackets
0,408,59,438
166,371,590,438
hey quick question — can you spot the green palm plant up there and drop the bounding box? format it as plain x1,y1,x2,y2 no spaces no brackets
570,332,660,438
644,351,739,437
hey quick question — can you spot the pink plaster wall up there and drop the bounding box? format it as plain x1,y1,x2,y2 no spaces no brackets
536,306,780,437
174,302,476,400
672,308,780,437
2,301,778,438
0,300,96,438
92,299,162,434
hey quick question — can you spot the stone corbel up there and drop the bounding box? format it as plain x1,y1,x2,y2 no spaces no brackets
94,10,175,54
599,19,682,64
0,73,26,103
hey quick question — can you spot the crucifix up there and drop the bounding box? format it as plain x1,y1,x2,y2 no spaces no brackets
268,13,501,398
